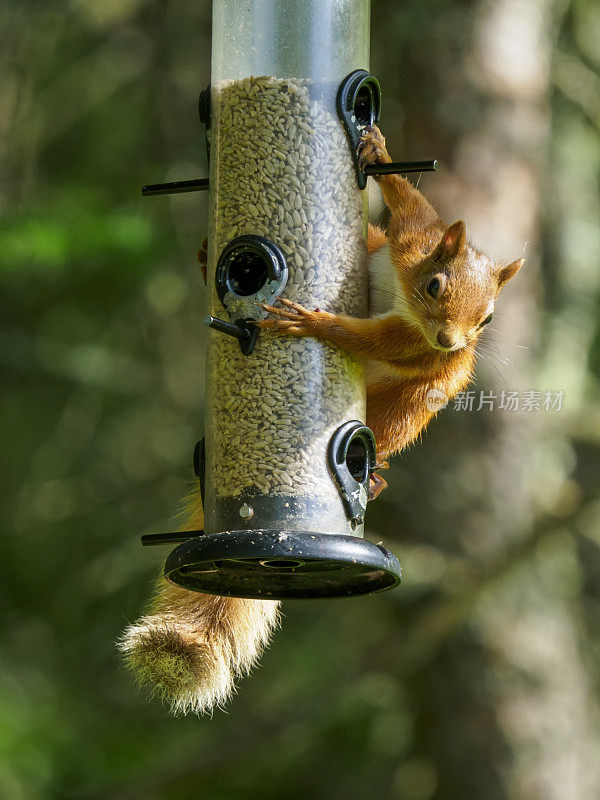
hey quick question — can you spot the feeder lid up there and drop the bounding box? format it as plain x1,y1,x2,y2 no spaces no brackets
164,530,401,600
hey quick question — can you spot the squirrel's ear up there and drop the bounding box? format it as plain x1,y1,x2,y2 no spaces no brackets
434,220,466,261
497,258,524,290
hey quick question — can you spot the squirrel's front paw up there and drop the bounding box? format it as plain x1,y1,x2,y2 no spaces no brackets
259,298,330,337
357,125,391,171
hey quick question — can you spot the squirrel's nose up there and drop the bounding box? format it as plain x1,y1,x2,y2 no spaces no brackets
437,330,457,349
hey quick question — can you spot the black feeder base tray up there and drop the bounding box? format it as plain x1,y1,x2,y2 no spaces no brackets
164,530,401,600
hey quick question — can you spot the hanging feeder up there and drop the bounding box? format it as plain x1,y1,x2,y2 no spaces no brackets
137,0,446,599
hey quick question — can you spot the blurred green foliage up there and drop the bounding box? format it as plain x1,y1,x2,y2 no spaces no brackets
1,1,600,799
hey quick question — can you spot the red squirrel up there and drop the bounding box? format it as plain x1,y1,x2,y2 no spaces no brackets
119,125,523,715
261,125,523,473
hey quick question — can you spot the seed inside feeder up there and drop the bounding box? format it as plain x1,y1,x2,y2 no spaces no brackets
204,76,368,535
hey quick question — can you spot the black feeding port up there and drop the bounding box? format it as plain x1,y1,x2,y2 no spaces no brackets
226,248,269,296
328,420,377,525
209,234,288,355
216,234,287,304
346,435,368,484
337,69,382,189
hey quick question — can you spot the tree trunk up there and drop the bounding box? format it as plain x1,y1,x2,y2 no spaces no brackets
373,0,600,797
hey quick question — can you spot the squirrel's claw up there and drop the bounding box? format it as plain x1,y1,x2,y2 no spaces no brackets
258,298,323,337
374,460,390,471
275,297,310,315
260,298,314,319
368,472,388,501
355,126,373,153
259,319,305,334
358,125,390,172
259,302,293,318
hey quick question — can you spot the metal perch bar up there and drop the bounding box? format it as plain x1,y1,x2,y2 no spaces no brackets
141,178,209,196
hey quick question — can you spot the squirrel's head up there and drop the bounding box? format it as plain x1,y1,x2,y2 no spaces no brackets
394,220,524,352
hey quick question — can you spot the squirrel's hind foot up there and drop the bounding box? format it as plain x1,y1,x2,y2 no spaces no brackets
358,125,391,172
368,471,388,501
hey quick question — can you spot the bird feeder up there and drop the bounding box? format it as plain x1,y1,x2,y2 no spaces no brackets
141,0,442,599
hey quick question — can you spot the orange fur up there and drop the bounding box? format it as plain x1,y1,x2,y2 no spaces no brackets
120,125,524,715
119,494,280,715
367,223,388,255
261,125,524,460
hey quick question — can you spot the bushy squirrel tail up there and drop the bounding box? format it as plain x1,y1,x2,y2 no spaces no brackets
119,585,280,714
118,492,281,715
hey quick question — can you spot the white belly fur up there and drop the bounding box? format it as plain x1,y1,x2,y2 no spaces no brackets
367,243,418,385
368,243,398,317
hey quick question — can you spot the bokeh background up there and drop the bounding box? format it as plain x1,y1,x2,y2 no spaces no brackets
2,0,600,797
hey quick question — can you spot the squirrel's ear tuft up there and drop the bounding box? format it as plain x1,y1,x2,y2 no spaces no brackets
434,220,467,261
497,258,524,290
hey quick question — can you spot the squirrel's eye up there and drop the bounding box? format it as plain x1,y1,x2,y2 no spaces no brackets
427,277,440,298
480,313,493,327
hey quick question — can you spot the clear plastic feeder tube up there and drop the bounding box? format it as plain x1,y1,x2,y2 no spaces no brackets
204,0,371,537
211,0,369,87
